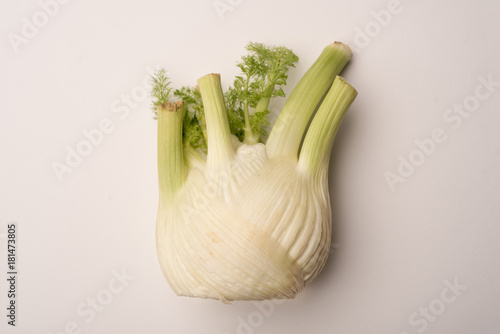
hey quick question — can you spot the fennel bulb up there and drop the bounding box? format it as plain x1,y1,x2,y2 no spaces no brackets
153,42,357,301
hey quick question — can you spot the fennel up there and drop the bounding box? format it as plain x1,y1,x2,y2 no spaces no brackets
152,42,357,301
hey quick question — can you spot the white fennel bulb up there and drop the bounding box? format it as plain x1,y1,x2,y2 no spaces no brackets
154,42,357,301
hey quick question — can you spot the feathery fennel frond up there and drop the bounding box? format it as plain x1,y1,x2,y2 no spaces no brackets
151,68,172,119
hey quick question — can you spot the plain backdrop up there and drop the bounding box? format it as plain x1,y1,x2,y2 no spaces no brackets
1,0,499,333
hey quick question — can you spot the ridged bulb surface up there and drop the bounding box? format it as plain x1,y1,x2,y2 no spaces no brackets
156,142,331,301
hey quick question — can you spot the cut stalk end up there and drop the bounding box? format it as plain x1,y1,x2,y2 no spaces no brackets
331,41,352,58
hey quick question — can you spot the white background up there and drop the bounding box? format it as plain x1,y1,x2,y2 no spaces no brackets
1,0,499,333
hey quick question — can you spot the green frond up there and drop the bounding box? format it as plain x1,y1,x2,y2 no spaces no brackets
151,42,299,147
174,86,207,153
151,68,173,119
226,42,299,143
